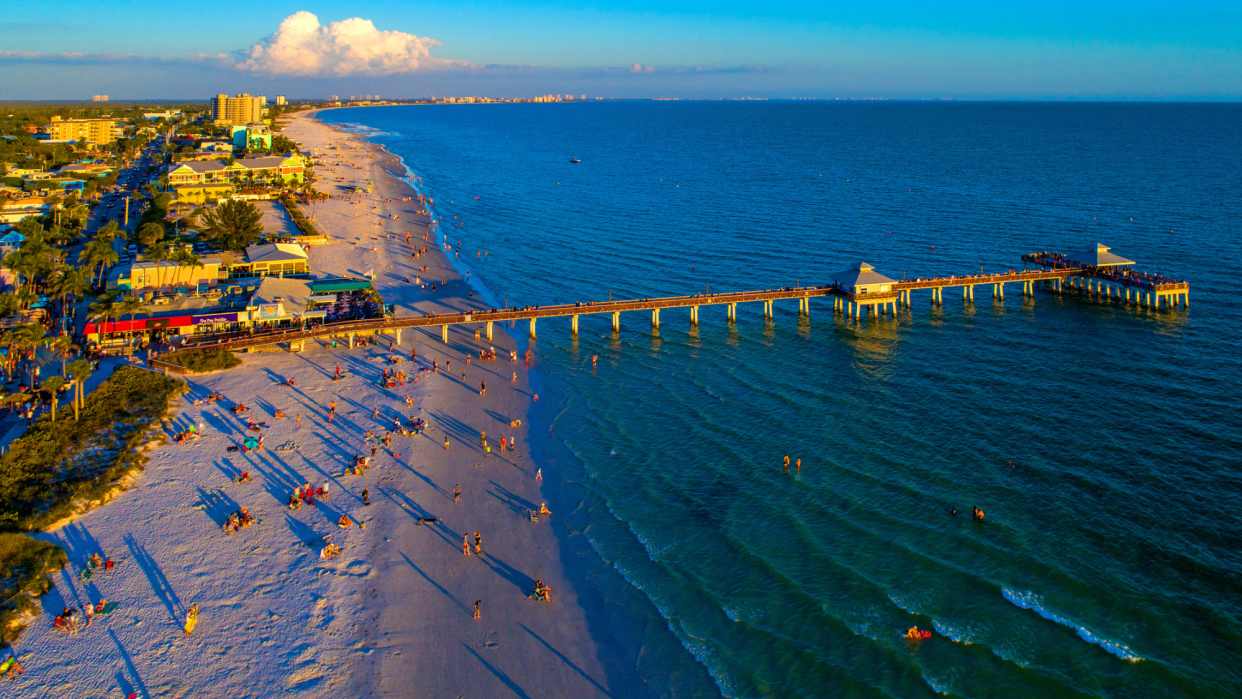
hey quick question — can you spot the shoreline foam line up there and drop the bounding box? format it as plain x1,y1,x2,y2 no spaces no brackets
1002,588,1143,663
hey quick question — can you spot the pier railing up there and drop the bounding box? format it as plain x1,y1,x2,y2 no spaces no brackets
169,251,1189,351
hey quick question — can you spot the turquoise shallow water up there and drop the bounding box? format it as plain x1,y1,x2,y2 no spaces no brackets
322,102,1242,698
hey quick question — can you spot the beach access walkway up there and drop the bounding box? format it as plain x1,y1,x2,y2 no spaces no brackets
170,249,1190,357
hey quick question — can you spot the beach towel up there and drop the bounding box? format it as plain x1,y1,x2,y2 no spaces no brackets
96,601,120,615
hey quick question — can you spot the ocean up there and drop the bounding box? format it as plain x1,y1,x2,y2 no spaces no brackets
320,102,1242,698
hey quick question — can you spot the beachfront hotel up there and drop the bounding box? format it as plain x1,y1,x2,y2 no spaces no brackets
210,93,267,126
165,155,306,202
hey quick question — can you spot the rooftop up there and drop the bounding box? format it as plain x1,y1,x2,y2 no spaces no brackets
1065,243,1135,268
245,242,307,265
832,261,898,288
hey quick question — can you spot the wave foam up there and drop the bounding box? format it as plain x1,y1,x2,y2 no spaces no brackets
1002,588,1142,663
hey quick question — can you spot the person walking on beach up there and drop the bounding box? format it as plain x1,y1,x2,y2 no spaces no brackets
328,401,337,424
510,434,516,451
454,484,461,503
535,467,542,480
296,413,302,428
512,371,517,383
474,531,482,554
480,381,486,397
474,600,481,620
500,436,506,452
444,435,451,450
321,480,330,500
362,488,370,506
184,604,199,636
463,534,471,556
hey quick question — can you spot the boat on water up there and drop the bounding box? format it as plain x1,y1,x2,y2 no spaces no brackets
570,157,581,163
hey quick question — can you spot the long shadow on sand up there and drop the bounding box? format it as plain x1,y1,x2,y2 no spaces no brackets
487,480,537,517
381,487,456,549
479,553,534,595
462,642,533,699
521,625,614,697
123,534,183,627
110,628,150,699
399,550,469,615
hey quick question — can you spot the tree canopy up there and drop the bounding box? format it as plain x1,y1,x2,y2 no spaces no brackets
200,200,264,250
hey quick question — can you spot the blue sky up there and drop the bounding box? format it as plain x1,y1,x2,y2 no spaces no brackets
1,1,1239,100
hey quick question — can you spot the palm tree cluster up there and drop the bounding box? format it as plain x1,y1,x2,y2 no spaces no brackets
199,199,265,250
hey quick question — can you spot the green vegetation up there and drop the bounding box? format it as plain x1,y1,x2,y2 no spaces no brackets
0,534,67,644
278,194,320,237
200,199,264,249
157,346,241,373
0,365,186,532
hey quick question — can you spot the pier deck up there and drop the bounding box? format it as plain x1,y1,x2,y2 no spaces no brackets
172,250,1189,353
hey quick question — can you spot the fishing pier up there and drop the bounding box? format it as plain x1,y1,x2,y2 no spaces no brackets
179,243,1188,353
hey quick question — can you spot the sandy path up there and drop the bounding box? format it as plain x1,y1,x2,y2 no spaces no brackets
11,113,627,699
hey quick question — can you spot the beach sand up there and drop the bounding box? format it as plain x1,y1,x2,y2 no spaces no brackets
15,112,642,698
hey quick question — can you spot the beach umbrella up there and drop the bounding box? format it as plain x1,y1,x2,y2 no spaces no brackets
243,436,259,449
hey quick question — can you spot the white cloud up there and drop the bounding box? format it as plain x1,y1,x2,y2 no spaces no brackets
232,11,468,77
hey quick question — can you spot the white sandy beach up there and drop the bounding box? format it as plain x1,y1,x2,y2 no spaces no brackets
11,112,633,699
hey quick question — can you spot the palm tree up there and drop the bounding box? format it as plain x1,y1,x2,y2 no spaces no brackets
15,284,37,311
115,294,148,355
94,221,120,244
144,244,170,290
66,358,92,420
49,266,89,321
200,199,264,250
9,323,46,387
47,334,78,376
0,293,19,320
87,293,118,344
2,251,25,292
171,247,203,290
42,376,66,422
82,240,119,289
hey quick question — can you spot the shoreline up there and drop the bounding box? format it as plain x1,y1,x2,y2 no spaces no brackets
9,110,645,699
322,108,720,698
297,112,652,697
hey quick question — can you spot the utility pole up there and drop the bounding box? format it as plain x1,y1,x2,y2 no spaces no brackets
124,196,130,226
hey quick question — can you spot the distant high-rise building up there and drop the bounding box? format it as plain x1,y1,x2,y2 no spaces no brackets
275,96,287,106
91,95,109,102
581,95,586,100
330,95,339,101
350,96,356,101
211,94,265,126
48,118,117,144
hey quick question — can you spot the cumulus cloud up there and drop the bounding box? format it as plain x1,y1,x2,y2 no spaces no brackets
232,11,469,77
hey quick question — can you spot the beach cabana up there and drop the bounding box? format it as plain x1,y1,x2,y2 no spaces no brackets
831,262,897,295
1065,243,1135,268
